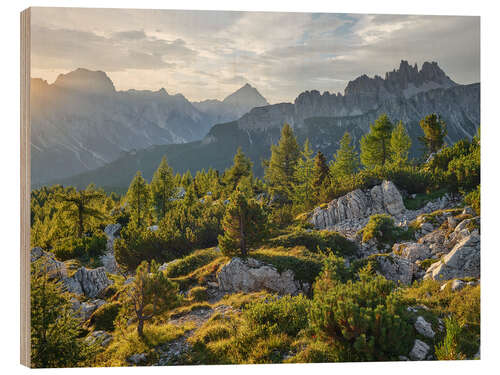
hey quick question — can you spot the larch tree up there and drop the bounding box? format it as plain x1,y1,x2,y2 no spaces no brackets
292,139,316,209
224,147,253,191
360,114,394,169
331,132,361,178
122,260,179,337
419,113,447,155
264,123,300,202
150,156,175,220
55,187,106,238
218,191,267,258
126,171,151,228
390,121,412,166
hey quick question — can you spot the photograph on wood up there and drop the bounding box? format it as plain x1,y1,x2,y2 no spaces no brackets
20,6,480,368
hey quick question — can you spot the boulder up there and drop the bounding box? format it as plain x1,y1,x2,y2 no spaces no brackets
409,339,430,360
440,279,467,292
127,353,147,365
414,316,435,338
309,181,404,229
100,223,121,274
71,298,106,321
394,242,432,262
30,247,68,279
64,267,112,298
217,257,303,295
374,254,415,285
86,330,113,348
425,234,480,281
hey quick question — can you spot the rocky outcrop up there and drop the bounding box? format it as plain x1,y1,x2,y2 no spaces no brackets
414,316,435,339
374,254,416,285
425,233,480,281
31,247,67,279
394,242,432,262
64,267,112,298
100,223,121,274
310,181,405,229
86,330,113,348
71,298,106,321
409,339,430,360
217,257,305,296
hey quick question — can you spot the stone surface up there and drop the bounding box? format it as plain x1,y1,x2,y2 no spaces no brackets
217,257,303,295
409,339,430,360
425,233,480,281
86,330,113,347
375,254,415,285
127,353,147,365
64,267,112,298
100,223,121,274
71,298,106,321
395,242,432,262
310,181,404,229
30,247,67,279
414,316,435,338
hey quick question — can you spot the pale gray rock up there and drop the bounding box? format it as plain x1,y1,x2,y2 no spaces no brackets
100,223,121,274
425,234,480,281
374,254,415,285
409,339,430,360
127,353,147,365
395,242,432,262
30,247,68,279
64,267,112,298
217,257,303,295
86,330,113,347
414,316,435,339
309,181,404,229
72,299,106,321
440,279,467,292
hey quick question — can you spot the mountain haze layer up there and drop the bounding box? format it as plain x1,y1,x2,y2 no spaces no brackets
42,61,479,191
31,69,268,185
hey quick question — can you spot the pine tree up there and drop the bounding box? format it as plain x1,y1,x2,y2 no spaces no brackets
292,140,316,209
312,151,330,203
181,170,193,189
331,132,360,177
360,114,394,168
419,113,447,155
218,191,267,257
55,187,107,238
224,147,253,191
122,260,179,336
31,262,97,367
264,124,300,202
126,171,151,228
390,121,412,166
150,156,175,220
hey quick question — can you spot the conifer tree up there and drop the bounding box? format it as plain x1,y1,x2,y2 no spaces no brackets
264,124,300,201
292,139,316,209
55,187,106,238
31,262,97,367
150,156,175,220
224,147,253,191
312,150,330,203
419,113,447,155
360,114,394,168
390,121,412,166
121,260,179,336
331,132,360,177
126,171,151,228
181,170,193,189
218,191,267,257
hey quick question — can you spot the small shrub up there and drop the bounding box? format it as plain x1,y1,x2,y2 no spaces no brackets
165,248,220,278
52,237,86,261
268,230,357,257
435,318,466,360
188,286,208,302
89,302,121,332
361,214,399,244
464,185,480,215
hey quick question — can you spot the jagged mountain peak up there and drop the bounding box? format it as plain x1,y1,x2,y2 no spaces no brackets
223,83,269,106
53,68,116,94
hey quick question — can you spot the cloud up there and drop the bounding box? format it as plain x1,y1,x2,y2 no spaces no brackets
30,8,480,103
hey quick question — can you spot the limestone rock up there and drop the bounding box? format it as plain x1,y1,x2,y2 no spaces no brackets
425,233,480,281
30,247,68,279
309,181,404,229
64,267,112,298
217,257,303,295
127,353,147,365
374,254,415,285
100,223,121,274
409,339,430,360
86,330,113,347
72,299,106,321
414,316,435,339
440,279,467,292
395,242,432,262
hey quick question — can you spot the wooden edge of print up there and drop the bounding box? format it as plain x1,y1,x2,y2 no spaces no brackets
20,7,31,368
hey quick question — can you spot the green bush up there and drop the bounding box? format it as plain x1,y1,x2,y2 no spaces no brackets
244,295,310,336
52,233,107,261
188,286,209,302
361,214,409,245
464,185,480,215
165,248,220,278
89,302,121,332
86,233,107,258
251,247,323,284
268,230,357,257
309,273,414,361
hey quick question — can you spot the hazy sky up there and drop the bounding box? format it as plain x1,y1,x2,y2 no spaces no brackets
31,8,480,103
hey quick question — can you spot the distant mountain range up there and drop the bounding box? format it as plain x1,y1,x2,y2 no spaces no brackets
31,69,268,185
38,60,480,191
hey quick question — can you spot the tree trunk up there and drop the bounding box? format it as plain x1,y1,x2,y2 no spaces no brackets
137,318,144,337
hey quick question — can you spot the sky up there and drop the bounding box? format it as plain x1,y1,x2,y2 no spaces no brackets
30,7,480,103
